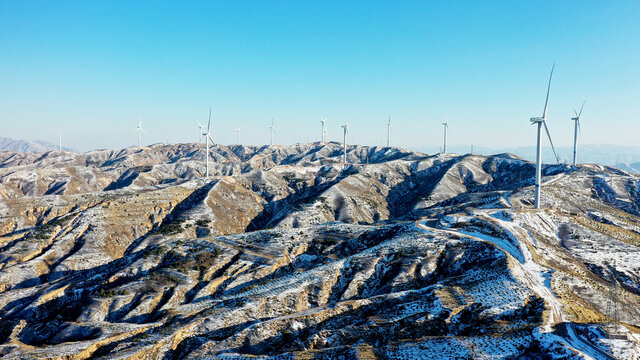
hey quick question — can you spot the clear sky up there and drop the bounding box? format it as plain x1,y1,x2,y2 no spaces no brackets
1,1,639,152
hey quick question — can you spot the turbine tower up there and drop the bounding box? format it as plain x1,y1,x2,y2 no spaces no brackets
321,116,327,142
136,118,144,147
202,108,214,177
386,114,391,147
59,130,62,152
442,117,448,154
269,118,275,146
529,64,560,209
341,120,349,164
571,101,585,166
235,127,241,145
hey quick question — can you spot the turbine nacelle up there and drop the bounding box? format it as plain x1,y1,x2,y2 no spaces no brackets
530,117,544,124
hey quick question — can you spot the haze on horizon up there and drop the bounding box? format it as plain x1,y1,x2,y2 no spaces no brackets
1,1,639,152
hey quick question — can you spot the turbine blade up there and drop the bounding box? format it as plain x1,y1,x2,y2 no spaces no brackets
208,134,214,144
578,119,582,138
578,101,586,117
207,108,212,132
542,63,555,119
543,120,559,163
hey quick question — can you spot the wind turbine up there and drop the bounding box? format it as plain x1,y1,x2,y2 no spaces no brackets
386,114,391,147
341,120,349,164
136,118,145,147
269,118,275,146
321,116,327,142
442,117,448,154
235,127,241,145
58,130,62,152
571,101,585,166
529,64,560,209
198,122,205,143
203,108,214,177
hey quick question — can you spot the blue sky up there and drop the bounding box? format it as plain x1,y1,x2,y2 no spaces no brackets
1,1,639,151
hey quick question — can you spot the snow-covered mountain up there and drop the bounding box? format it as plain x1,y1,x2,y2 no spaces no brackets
0,143,638,359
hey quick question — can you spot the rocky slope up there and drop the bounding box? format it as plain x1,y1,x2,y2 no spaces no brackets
0,142,639,359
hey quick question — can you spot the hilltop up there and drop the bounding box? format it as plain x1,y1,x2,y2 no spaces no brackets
0,142,639,359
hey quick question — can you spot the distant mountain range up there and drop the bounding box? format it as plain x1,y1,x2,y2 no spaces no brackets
414,144,640,173
615,162,640,174
1,137,638,173
0,137,75,153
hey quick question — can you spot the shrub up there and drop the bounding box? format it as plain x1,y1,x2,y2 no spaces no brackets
194,249,220,272
158,222,184,235
94,288,127,298
195,219,210,227
144,245,166,259
153,272,181,284
31,214,74,240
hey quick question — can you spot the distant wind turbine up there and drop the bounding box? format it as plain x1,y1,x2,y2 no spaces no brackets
529,64,560,209
269,118,275,146
341,120,349,164
235,127,241,145
321,115,327,142
571,101,585,166
136,118,145,147
386,114,391,147
59,130,62,152
442,117,448,154
198,122,205,143
203,108,214,177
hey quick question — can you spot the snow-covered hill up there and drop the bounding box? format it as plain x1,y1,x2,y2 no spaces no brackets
0,143,638,359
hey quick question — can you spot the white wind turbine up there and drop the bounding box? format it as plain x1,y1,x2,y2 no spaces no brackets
442,117,448,154
58,130,62,152
269,118,275,146
197,122,205,143
341,120,348,163
203,108,214,177
529,64,560,209
136,118,145,147
321,115,327,142
386,114,391,147
571,101,585,166
235,127,241,144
